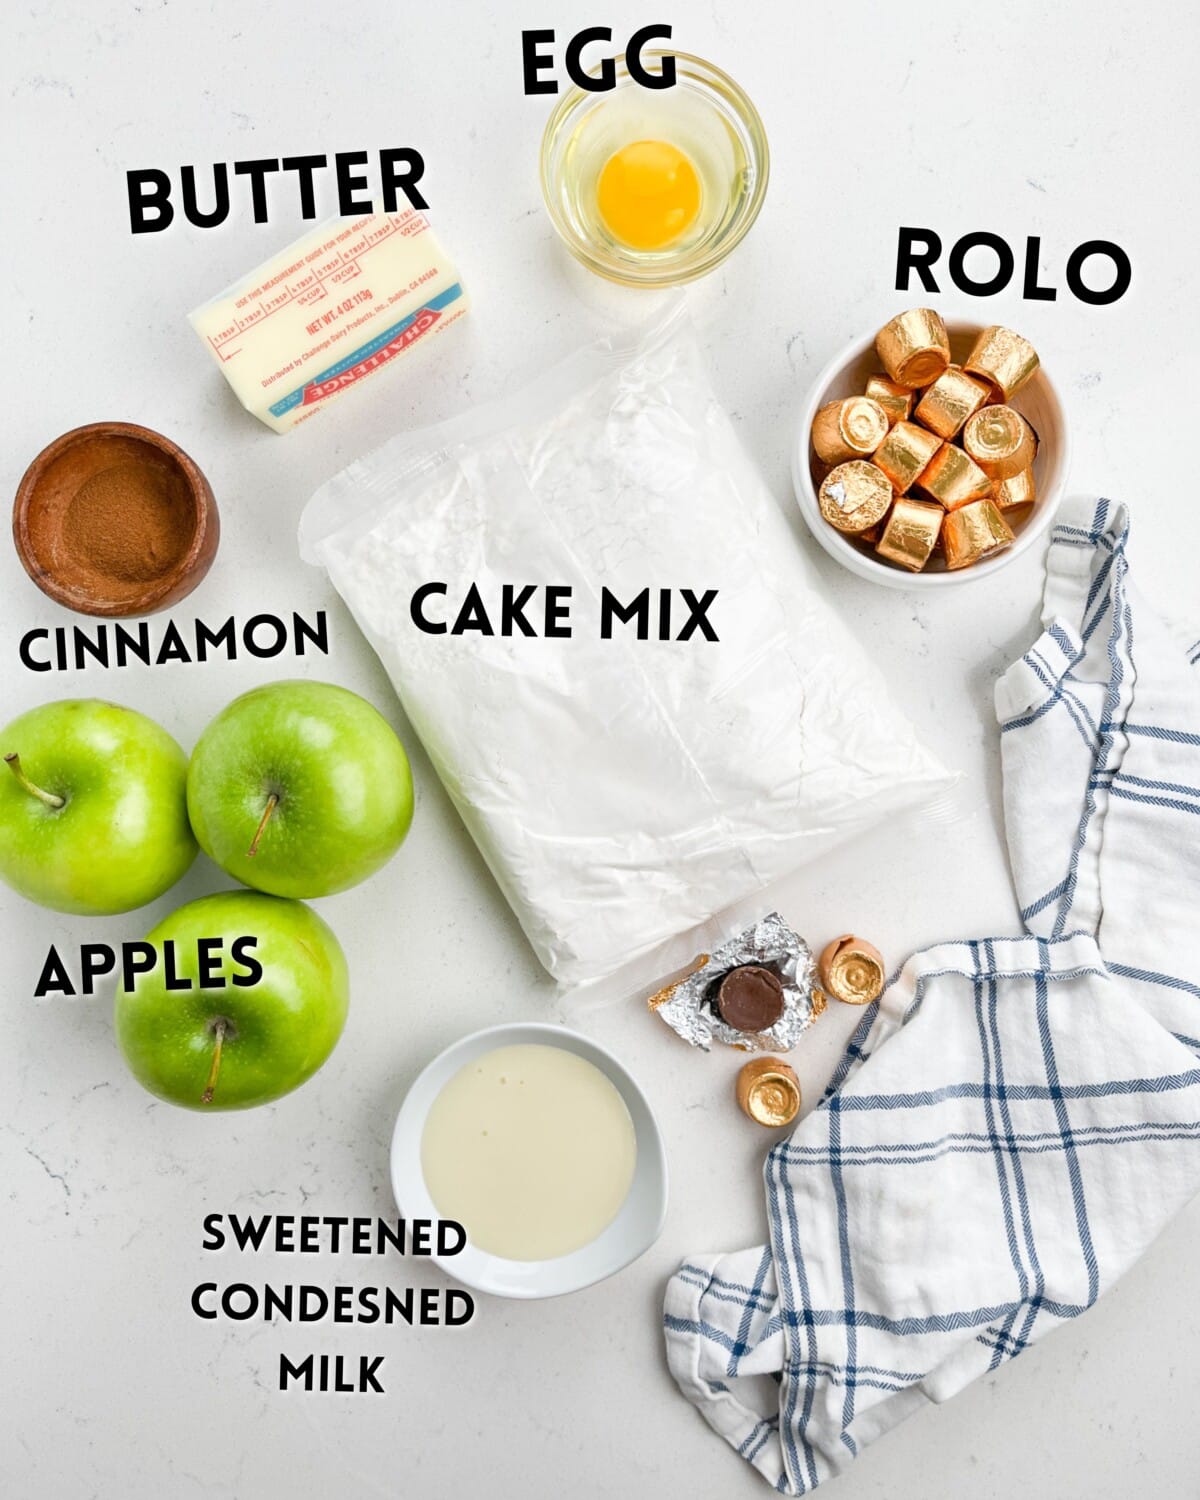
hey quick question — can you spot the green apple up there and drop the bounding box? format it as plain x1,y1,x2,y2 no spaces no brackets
114,889,349,1111
186,680,413,899
0,699,196,915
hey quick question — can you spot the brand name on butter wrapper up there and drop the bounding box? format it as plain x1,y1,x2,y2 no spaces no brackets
269,286,462,418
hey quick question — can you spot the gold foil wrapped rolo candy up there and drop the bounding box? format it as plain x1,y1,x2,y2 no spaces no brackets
864,375,913,428
917,443,993,511
993,466,1036,511
964,325,1040,401
875,498,943,571
998,500,1035,531
875,308,951,388
818,936,886,1005
942,499,1015,570
873,420,941,494
962,404,1036,480
736,1056,802,1127
913,366,990,440
818,460,893,533
812,396,890,465
808,312,1046,574
650,914,820,1052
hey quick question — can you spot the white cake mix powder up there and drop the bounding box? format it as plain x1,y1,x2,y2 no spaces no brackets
300,309,955,988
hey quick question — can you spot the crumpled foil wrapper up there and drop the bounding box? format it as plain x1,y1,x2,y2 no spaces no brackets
648,912,820,1052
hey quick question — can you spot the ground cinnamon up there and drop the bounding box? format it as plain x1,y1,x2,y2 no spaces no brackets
64,458,194,586
15,423,216,618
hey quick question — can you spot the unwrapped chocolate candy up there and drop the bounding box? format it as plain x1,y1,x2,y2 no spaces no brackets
649,912,819,1052
717,965,786,1032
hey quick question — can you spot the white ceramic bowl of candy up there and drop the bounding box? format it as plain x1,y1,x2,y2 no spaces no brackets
793,316,1070,590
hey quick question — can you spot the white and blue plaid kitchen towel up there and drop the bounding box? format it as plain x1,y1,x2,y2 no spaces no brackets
664,499,1200,1493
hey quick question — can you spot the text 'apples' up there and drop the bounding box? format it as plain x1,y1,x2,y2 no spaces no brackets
114,889,349,1111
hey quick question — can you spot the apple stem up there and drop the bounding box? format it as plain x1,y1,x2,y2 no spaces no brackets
4,753,65,810
202,1019,228,1106
247,793,279,859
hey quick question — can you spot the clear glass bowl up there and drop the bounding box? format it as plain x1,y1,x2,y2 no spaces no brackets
539,50,769,288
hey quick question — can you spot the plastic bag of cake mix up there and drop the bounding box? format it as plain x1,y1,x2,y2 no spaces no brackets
299,307,955,988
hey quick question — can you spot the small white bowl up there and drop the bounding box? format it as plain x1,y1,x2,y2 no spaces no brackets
390,1022,668,1299
793,319,1070,589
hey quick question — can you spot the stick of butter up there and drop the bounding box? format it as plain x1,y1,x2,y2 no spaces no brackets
188,210,467,433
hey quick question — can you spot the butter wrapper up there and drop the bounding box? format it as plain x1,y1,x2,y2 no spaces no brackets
649,912,819,1051
189,210,468,433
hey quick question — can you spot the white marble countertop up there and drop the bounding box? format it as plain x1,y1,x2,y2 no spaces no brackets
3,1,1199,1495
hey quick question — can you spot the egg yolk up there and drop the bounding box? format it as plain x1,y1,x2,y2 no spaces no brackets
595,139,702,251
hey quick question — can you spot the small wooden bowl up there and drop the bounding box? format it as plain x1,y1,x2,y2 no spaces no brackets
13,422,220,617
